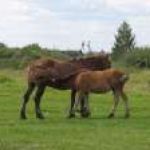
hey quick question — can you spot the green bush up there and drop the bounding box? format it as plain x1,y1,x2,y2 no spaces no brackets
124,47,150,68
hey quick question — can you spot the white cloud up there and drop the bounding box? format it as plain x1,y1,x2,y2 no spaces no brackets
127,16,150,46
0,0,150,51
69,0,150,12
0,0,31,23
106,0,150,15
70,0,105,11
106,0,150,8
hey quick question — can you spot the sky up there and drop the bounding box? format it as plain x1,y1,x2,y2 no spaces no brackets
0,0,150,51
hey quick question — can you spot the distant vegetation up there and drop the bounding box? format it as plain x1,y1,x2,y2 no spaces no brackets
0,41,150,69
0,43,82,69
123,47,150,68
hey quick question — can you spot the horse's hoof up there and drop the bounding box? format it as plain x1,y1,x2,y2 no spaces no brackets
20,116,27,120
81,114,89,118
36,114,45,119
37,116,45,119
20,113,27,120
108,113,114,118
68,113,76,119
125,113,130,119
81,112,91,118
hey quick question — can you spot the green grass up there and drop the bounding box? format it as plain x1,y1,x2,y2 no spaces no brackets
0,69,150,150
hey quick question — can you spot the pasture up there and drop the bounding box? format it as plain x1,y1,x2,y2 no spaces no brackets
0,69,150,150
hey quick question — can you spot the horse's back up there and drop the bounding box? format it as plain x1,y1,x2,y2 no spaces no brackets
26,58,80,84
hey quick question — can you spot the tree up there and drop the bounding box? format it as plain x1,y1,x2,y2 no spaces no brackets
112,21,135,59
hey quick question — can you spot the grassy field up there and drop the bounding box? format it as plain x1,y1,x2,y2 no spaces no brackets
0,69,150,150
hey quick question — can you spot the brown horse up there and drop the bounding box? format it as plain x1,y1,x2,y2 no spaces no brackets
74,68,130,118
20,54,111,119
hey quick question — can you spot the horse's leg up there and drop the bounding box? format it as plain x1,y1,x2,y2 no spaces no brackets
121,92,130,118
68,90,76,118
108,91,120,118
20,82,35,119
34,85,46,119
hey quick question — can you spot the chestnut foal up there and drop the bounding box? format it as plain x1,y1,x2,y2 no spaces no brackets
75,68,130,118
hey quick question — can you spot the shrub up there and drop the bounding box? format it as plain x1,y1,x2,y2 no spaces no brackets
124,47,150,68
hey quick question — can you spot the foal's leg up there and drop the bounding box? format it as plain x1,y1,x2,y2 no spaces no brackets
34,85,46,119
20,82,35,119
80,93,86,117
81,93,91,118
121,92,130,118
68,90,76,118
108,92,120,118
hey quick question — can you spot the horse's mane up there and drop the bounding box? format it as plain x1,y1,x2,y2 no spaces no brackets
69,54,108,62
69,54,109,68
